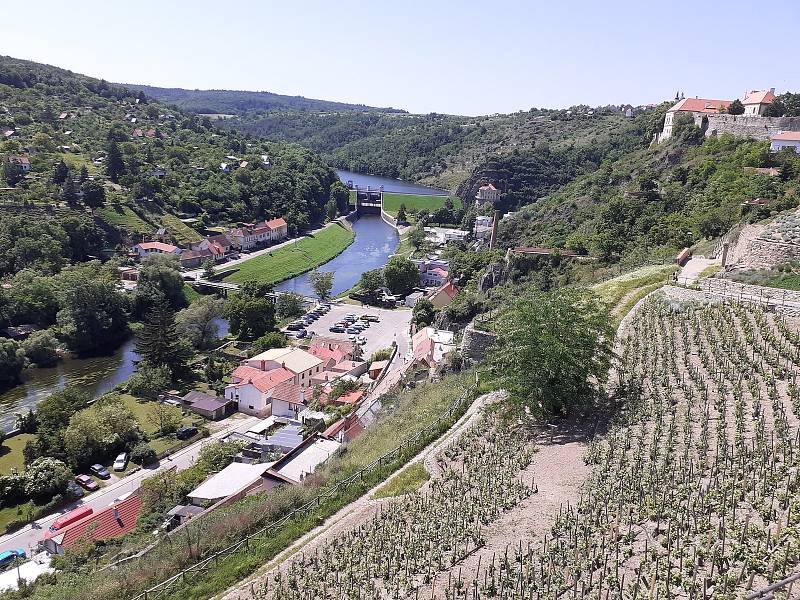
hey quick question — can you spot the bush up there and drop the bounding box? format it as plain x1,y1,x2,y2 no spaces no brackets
24,457,71,500
130,442,157,466
369,348,393,363
250,332,287,356
21,330,59,367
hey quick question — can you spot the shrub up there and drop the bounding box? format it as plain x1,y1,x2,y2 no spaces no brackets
130,442,157,466
21,330,59,367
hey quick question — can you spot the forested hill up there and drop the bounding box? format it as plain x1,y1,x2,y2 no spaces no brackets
124,84,406,115
0,55,341,260
224,107,664,190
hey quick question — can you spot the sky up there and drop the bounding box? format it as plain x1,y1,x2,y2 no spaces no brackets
2,0,799,116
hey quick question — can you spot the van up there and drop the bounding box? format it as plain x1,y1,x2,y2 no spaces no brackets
176,426,198,440
49,506,93,532
0,550,24,568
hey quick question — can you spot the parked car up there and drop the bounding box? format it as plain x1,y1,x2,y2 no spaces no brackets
329,326,346,333
357,336,367,345
346,327,361,334
176,426,198,440
75,474,99,491
113,452,129,472
286,322,304,331
0,550,25,569
362,315,379,322
357,320,370,328
294,329,308,338
90,464,111,479
66,481,85,499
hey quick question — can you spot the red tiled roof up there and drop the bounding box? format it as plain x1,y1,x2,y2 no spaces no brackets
742,90,775,105
267,381,308,405
772,132,800,141
668,98,732,114
334,390,364,405
434,281,459,300
479,184,497,191
136,241,179,253
307,345,349,364
46,495,142,550
266,217,287,229
429,267,448,277
512,246,579,257
309,338,355,355
231,366,294,392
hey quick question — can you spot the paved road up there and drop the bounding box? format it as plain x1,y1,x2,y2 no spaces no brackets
678,256,721,285
0,414,260,556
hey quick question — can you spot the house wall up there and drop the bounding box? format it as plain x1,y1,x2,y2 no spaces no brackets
272,399,302,419
226,384,267,416
771,140,800,153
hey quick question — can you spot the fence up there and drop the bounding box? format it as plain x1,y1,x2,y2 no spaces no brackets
129,383,478,600
746,571,800,599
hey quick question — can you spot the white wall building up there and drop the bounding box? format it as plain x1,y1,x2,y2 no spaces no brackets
771,132,800,153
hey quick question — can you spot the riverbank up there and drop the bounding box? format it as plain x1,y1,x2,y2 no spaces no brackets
381,192,461,217
222,222,355,286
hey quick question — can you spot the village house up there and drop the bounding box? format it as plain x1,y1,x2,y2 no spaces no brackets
770,131,800,153
474,215,493,241
187,462,266,507
742,89,776,116
181,390,236,420
428,281,460,309
179,248,213,269
189,234,233,262
42,494,142,554
225,366,295,416
412,327,457,369
8,155,31,172
228,217,288,251
425,227,469,246
261,434,341,488
658,96,733,142
131,241,181,258
244,347,324,387
475,183,500,207
412,259,450,287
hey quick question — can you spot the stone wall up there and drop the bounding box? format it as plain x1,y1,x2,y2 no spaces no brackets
696,114,800,141
460,323,497,365
740,237,800,269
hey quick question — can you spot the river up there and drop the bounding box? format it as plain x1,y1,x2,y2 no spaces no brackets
0,319,229,432
275,215,399,298
336,169,449,196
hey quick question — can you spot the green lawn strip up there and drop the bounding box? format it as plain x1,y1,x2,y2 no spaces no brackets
372,461,429,498
612,281,668,327
223,223,354,285
593,264,678,313
765,274,800,291
161,384,475,600
182,284,201,304
160,213,203,245
381,192,460,217
0,499,49,533
97,204,152,234
0,433,36,475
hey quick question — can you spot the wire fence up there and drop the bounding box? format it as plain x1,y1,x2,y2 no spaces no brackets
129,382,478,600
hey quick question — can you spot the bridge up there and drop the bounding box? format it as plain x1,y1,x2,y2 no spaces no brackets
190,279,316,303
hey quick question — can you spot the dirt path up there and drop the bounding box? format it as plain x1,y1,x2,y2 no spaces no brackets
217,390,495,600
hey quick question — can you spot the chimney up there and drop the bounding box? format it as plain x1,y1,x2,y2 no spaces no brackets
770,87,775,94
113,507,121,522
489,210,500,249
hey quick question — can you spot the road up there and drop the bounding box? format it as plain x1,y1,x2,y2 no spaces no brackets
0,413,260,556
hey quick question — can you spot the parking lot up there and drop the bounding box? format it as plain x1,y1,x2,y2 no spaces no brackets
287,303,412,360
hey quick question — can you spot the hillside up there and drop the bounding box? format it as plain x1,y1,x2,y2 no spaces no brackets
0,56,340,255
498,122,800,262
221,106,665,190
123,84,406,115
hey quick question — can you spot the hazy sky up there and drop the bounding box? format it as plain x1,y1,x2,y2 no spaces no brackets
3,0,799,115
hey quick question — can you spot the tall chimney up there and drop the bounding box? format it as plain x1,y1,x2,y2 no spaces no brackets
489,210,500,249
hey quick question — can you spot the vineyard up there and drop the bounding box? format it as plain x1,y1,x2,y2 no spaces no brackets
227,291,800,600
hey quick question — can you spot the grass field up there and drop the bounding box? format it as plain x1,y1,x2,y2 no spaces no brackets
223,223,354,285
0,433,35,476
381,193,461,217
98,204,152,234
373,462,429,498
160,213,203,245
592,264,678,325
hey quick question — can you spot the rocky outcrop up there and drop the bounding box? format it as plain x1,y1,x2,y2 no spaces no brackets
460,323,497,365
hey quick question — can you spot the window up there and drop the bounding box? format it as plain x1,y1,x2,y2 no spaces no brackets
248,405,254,410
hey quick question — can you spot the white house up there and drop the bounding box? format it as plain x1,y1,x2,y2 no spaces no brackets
412,259,450,287
225,366,295,416
474,215,493,240
244,347,324,388
771,132,800,153
658,97,732,142
132,241,181,258
228,217,288,251
742,89,776,116
475,183,500,207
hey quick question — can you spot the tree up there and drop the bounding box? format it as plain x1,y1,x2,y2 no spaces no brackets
486,288,613,421
359,269,384,295
250,332,287,355
727,99,745,115
20,329,59,367
202,260,215,280
326,198,337,222
412,298,435,328
106,140,125,182
383,256,419,296
0,338,25,389
135,300,191,377
330,181,351,215
310,270,334,301
133,254,187,317
147,401,182,436
63,395,141,467
175,295,224,349
60,174,79,206
275,293,305,321
225,293,275,341
396,203,408,223
78,165,89,184
408,226,427,252
24,457,71,500
127,362,172,399
130,442,157,466
52,159,69,185
2,161,23,187
81,180,106,212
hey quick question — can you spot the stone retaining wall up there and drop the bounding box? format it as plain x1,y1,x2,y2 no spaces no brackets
741,237,800,269
697,114,800,141
460,323,497,365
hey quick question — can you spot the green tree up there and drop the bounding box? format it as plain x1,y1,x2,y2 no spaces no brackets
78,164,89,184
225,293,276,341
81,180,106,212
24,457,71,500
727,99,745,115
359,268,384,295
202,260,215,279
20,329,59,367
127,362,172,399
135,300,191,377
310,270,334,301
326,198,337,222
412,298,435,328
2,161,23,187
250,332,287,355
0,338,25,389
485,288,613,420
408,226,427,253
396,203,408,223
175,295,225,349
63,394,141,467
52,159,69,185
56,274,128,355
275,293,305,321
130,442,157,466
330,181,351,215
147,401,182,436
106,140,125,182
60,174,79,206
133,254,187,317
383,256,419,296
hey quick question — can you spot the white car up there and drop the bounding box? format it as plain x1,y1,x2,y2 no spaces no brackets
113,452,129,472
357,336,367,345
